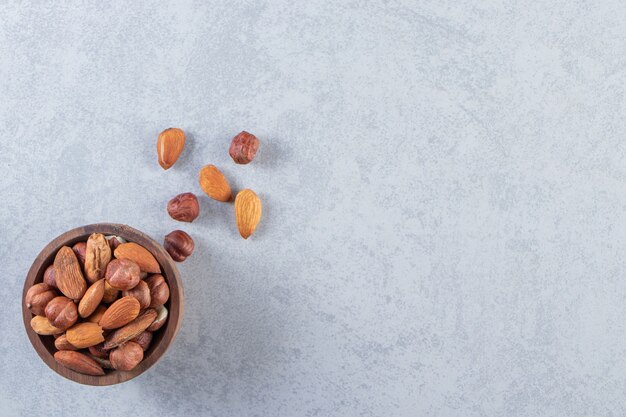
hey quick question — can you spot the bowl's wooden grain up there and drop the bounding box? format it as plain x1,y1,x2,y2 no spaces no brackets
22,223,184,386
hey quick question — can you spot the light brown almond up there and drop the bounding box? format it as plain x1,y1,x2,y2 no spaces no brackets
78,279,105,318
114,243,161,274
54,351,105,376
104,308,157,349
66,322,105,349
30,315,64,335
198,164,232,202
234,189,262,239
86,305,108,323
157,127,186,170
54,246,87,301
84,233,112,284
54,334,78,351
98,296,140,330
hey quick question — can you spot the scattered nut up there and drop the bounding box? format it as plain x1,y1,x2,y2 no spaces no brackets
167,192,200,223
198,164,232,202
229,131,260,164
157,127,186,170
234,189,262,239
164,230,194,262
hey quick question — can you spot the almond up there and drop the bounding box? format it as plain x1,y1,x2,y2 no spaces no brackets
157,127,186,170
30,315,63,335
98,296,140,330
54,246,87,301
78,279,105,318
66,322,105,349
54,334,78,351
86,305,107,323
114,243,161,274
104,308,157,349
54,351,105,376
198,164,232,202
234,189,262,239
84,233,112,284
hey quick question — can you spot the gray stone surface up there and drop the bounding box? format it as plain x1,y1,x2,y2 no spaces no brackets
1,1,625,416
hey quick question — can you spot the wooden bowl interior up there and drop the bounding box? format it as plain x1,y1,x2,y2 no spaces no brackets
22,223,183,386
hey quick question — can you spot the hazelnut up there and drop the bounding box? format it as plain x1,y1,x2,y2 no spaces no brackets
164,230,195,262
122,280,151,310
25,283,57,316
106,235,126,252
110,341,143,371
72,242,87,266
229,131,260,164
43,265,57,288
167,192,200,223
145,274,170,307
88,342,109,359
147,305,168,332
105,259,141,291
132,331,153,351
45,296,78,330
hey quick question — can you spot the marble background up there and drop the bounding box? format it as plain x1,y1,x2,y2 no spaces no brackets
1,1,625,416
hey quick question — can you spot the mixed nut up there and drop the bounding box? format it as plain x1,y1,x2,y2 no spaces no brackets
26,234,170,376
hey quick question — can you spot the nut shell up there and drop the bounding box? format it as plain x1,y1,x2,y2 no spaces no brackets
145,274,170,307
164,230,194,262
105,258,141,291
110,341,144,371
99,296,140,330
54,351,105,376
25,283,57,316
198,164,232,202
229,131,260,164
167,192,200,222
122,280,151,310
85,233,112,284
44,296,78,331
157,127,186,170
54,246,87,301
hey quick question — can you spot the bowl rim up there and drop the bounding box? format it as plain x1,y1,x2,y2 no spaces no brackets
22,223,184,386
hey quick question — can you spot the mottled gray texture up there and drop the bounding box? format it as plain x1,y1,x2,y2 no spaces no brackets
1,1,625,416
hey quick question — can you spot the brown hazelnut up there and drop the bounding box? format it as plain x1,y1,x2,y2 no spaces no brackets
145,274,170,307
43,265,57,288
110,341,143,371
167,192,200,223
164,230,194,262
122,280,151,310
44,296,78,330
105,259,140,291
147,305,168,332
132,331,153,351
25,283,57,316
106,235,126,252
88,342,109,358
229,131,260,164
72,242,87,266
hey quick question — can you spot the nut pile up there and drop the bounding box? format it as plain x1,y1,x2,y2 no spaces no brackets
25,234,170,376
157,129,263,263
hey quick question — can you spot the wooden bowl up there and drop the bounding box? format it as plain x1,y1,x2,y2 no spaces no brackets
22,223,184,386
